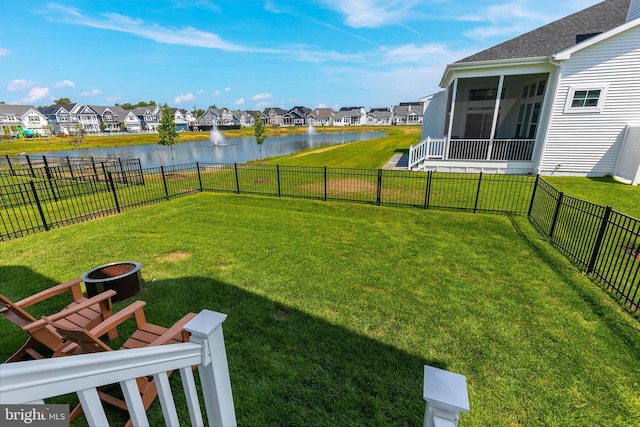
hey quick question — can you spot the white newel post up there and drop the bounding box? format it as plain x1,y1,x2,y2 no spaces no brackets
423,365,470,427
184,310,237,427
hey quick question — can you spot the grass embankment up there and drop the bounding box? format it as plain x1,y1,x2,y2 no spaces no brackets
1,193,638,426
0,126,415,158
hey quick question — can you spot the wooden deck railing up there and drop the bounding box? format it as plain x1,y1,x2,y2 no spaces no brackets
0,309,236,427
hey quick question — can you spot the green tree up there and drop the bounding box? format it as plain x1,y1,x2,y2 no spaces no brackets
158,104,179,168
54,97,71,105
254,112,266,161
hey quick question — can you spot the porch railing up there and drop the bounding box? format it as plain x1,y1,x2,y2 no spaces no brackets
0,309,236,427
409,138,535,169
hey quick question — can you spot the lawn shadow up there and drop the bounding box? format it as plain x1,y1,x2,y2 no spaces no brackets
1,271,445,426
135,276,444,426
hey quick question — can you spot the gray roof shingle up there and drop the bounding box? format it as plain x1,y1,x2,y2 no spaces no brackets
457,0,631,63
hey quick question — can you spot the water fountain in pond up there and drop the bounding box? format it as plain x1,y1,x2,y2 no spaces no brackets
307,123,317,135
209,123,225,145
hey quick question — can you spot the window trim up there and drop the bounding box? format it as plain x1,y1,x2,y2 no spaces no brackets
564,85,607,113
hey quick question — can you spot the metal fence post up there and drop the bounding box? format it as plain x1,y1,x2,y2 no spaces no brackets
234,163,240,194
26,155,35,178
277,165,281,197
587,206,613,273
197,162,203,192
473,172,483,213
376,169,383,206
324,167,327,201
549,192,564,239
108,172,121,213
423,171,432,210
6,155,15,176
160,166,170,200
528,174,540,216
29,181,49,231
66,156,75,180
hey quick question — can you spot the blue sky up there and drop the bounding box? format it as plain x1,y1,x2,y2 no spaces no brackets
0,0,601,111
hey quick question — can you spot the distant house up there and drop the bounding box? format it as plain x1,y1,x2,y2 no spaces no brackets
90,105,128,132
39,103,82,135
308,108,335,126
170,108,190,131
261,108,287,126
234,110,257,127
132,106,161,131
123,111,143,132
197,108,239,130
367,108,392,126
334,107,366,126
283,106,311,126
412,0,640,185
0,104,50,137
392,102,423,125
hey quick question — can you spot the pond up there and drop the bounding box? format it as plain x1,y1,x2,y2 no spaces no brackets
36,131,386,169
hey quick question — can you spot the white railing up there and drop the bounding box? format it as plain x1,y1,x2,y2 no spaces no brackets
409,138,535,169
0,309,236,427
409,137,446,168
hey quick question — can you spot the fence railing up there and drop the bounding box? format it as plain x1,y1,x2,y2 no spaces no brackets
529,177,640,313
0,163,536,240
0,162,638,315
0,309,237,427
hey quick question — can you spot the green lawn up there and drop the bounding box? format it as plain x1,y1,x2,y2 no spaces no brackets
1,193,639,426
544,176,640,219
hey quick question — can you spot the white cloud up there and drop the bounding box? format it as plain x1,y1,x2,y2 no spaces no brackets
80,89,102,97
19,87,51,103
54,80,76,88
379,43,457,65
251,92,272,100
198,89,205,94
43,4,252,52
234,98,245,105
107,96,121,102
316,103,327,108
7,79,35,92
0,48,10,56
318,0,423,28
213,90,222,96
225,87,232,92
255,101,270,108
174,93,195,104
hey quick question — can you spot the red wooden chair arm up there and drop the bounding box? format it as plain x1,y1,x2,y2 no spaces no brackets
26,290,117,333
13,278,85,308
148,312,197,347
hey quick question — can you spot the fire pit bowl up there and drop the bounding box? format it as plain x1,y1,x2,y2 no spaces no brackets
82,261,143,302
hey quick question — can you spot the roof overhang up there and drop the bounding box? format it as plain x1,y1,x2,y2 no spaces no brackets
440,57,552,88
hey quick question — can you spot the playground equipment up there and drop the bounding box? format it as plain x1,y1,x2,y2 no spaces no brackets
15,127,36,139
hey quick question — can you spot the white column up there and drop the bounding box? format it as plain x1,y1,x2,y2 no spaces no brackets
487,75,505,160
445,79,459,160
184,310,237,427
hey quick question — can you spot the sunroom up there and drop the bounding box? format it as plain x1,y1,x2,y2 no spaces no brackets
411,66,554,174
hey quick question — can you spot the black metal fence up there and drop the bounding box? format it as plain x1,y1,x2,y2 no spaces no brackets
529,177,639,313
0,161,638,314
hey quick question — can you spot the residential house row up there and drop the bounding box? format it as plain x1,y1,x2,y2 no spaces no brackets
0,102,423,138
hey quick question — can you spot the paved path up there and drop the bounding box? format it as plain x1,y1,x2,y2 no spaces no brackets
382,153,409,170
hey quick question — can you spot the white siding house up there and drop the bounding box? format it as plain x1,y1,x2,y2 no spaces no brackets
412,0,640,184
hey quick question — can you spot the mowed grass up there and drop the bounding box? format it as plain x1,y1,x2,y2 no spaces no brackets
545,176,640,219
1,193,639,426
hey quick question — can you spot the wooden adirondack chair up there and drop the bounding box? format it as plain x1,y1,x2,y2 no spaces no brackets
49,300,197,425
0,278,118,363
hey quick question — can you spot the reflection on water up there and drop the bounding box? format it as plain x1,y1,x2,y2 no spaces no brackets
37,131,386,169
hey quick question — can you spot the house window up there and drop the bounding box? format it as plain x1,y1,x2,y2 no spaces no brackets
564,86,606,113
469,88,505,101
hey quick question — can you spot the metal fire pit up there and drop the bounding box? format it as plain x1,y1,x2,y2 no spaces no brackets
82,261,143,302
